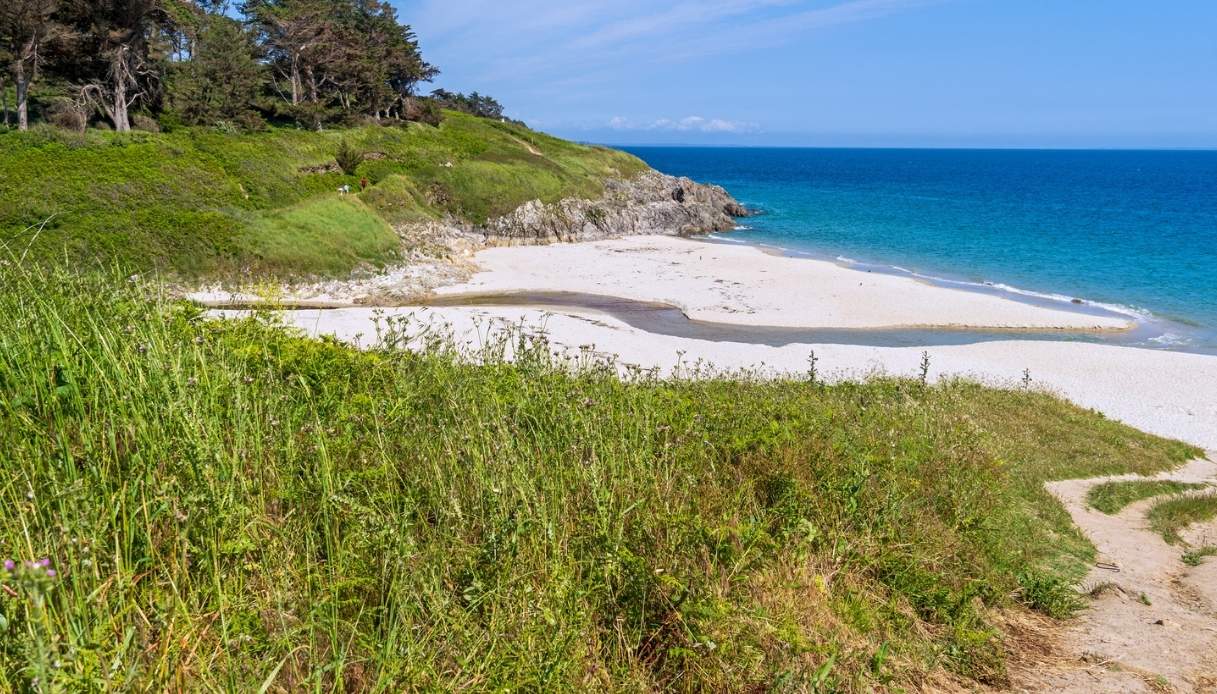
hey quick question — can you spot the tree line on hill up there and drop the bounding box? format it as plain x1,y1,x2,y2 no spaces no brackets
0,0,509,132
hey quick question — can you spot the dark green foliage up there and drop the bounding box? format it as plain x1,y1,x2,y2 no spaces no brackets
0,264,1198,690
7,0,446,131
166,13,266,129
430,88,509,120
241,0,438,126
334,138,362,175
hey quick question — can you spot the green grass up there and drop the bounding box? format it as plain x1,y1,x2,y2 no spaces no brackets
239,196,401,277
1182,547,1217,567
1147,494,1217,545
1086,480,1210,515
0,263,1199,691
0,112,647,280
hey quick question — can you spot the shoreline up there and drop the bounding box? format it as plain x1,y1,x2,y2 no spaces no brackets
224,304,1217,449
430,235,1134,332
201,234,1217,448
705,231,1215,353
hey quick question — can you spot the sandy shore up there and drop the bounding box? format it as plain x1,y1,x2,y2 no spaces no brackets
435,235,1131,331
208,235,1217,448
260,304,1217,449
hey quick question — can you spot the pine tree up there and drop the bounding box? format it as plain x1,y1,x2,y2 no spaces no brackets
166,13,265,127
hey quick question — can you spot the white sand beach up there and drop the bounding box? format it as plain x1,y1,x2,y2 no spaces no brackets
214,235,1217,449
437,235,1132,331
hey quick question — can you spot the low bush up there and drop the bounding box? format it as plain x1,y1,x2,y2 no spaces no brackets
334,139,363,175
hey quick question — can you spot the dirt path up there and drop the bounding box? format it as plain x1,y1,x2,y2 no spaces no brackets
1013,454,1217,692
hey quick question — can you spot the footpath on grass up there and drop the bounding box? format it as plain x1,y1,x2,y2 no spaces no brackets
1013,453,1217,693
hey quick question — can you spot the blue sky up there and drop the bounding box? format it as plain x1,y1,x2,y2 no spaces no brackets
398,0,1217,148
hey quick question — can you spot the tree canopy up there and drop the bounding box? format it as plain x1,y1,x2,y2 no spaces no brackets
0,0,506,132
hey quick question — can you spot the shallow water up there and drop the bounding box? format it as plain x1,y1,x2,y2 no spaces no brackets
420,291,1190,352
623,147,1217,353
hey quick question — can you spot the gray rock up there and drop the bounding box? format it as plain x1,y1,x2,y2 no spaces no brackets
478,171,749,245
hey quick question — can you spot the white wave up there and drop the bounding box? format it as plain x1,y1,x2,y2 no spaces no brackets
1148,333,1193,347
706,233,749,244
709,235,1155,323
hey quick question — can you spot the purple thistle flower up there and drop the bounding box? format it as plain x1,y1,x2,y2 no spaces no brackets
45,569,56,578
2,559,13,572
38,558,51,568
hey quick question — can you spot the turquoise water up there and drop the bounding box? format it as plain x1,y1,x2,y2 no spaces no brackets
624,147,1217,353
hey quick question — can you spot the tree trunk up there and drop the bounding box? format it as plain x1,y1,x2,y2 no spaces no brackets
109,47,132,132
15,60,29,131
1,74,9,127
306,68,318,102
290,58,301,105
112,77,130,132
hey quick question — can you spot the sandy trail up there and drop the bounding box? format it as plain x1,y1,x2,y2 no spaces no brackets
1014,455,1217,693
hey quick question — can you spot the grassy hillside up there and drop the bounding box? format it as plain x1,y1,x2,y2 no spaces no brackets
0,264,1198,691
0,113,647,279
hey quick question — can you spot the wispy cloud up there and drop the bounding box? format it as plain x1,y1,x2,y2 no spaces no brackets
403,0,945,131
608,115,760,134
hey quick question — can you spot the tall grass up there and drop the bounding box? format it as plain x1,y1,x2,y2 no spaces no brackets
1147,495,1217,545
1087,480,1210,515
0,264,1197,691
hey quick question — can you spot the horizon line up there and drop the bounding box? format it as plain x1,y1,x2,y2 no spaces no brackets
580,142,1217,152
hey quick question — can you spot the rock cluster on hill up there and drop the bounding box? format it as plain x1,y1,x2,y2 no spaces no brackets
474,171,751,244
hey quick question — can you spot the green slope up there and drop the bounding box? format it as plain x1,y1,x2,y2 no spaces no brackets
0,112,647,279
0,265,1200,691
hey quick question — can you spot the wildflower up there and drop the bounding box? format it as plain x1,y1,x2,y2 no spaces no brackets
2,559,13,572
242,375,254,384
46,570,56,578
38,558,50,568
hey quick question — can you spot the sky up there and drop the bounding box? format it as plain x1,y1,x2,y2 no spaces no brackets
397,0,1217,148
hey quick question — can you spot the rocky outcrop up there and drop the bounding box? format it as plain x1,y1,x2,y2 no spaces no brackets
192,171,749,304
477,171,749,245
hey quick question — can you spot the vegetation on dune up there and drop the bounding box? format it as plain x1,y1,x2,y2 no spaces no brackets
1182,546,1217,567
0,263,1199,691
1147,494,1217,545
0,113,647,278
1086,480,1211,515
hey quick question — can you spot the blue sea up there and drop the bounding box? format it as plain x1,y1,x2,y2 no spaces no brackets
623,147,1217,353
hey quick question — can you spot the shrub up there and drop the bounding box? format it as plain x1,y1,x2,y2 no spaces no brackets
405,97,444,127
335,140,363,175
47,100,87,133
131,114,162,133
